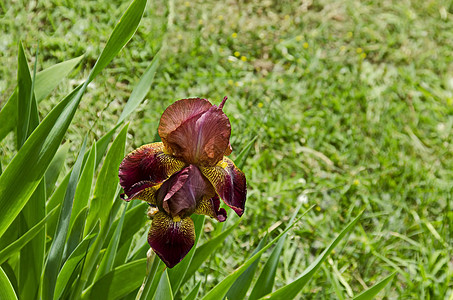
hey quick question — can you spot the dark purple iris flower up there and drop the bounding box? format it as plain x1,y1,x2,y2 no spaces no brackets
118,97,246,268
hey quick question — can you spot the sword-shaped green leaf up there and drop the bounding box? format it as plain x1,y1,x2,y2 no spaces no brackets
261,211,364,300
0,267,18,300
353,272,396,300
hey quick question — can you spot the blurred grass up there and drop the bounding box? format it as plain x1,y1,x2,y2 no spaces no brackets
1,0,452,298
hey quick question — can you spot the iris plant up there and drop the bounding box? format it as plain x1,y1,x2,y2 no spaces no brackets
118,97,247,268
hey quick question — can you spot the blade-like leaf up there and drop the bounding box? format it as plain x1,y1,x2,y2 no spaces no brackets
154,269,173,300
54,225,100,300
0,206,59,265
64,207,89,261
201,208,311,300
16,41,34,149
18,43,46,300
234,136,257,169
84,124,128,235
226,234,268,300
0,85,81,239
261,211,364,300
0,267,18,300
353,272,396,300
138,253,165,300
103,202,148,249
42,137,88,300
34,56,83,102
81,258,147,300
183,219,241,283
0,89,17,142
184,281,201,300
78,125,128,294
117,53,160,125
69,143,96,233
0,56,82,143
44,143,70,195
87,0,147,82
94,203,128,280
249,202,303,299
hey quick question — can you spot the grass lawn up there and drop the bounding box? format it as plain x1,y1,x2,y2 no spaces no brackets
1,0,452,298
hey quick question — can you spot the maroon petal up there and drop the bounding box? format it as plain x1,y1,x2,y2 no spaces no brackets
158,98,231,167
118,142,185,199
200,157,247,216
158,98,212,141
195,194,227,222
156,165,214,218
148,212,195,268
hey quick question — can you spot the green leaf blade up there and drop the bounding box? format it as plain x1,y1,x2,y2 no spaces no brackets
117,53,160,125
0,267,18,300
81,258,147,300
353,272,396,300
154,270,174,300
262,211,364,300
42,137,88,300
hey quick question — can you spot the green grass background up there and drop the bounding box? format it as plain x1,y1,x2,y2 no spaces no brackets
1,0,452,298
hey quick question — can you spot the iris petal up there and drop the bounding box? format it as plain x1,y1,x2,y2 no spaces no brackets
195,194,227,222
200,157,247,216
158,98,231,166
158,98,212,142
148,211,195,268
122,183,161,205
156,165,212,218
119,142,185,199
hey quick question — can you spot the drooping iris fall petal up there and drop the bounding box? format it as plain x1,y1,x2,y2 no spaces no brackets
200,157,247,216
118,142,185,199
148,211,195,268
158,98,231,167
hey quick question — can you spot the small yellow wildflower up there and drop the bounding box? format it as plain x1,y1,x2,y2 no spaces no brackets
198,20,203,25
218,15,224,21
296,35,302,41
316,206,321,212
234,51,240,57
257,102,264,108
240,56,247,62
303,42,309,49
353,179,360,186
231,32,238,38
347,31,353,38
184,1,190,7
227,79,234,85
360,53,367,59
356,47,363,54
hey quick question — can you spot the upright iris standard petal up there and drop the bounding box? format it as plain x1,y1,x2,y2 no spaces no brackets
200,157,247,216
148,211,195,268
119,142,185,199
158,98,231,167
